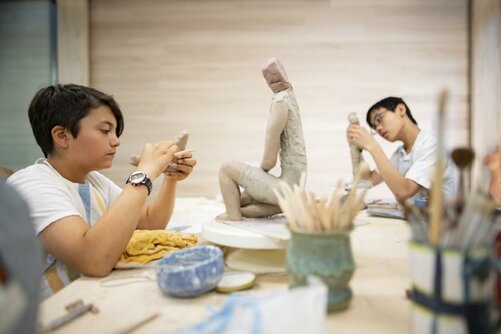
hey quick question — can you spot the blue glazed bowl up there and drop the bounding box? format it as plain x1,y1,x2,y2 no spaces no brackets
155,245,224,298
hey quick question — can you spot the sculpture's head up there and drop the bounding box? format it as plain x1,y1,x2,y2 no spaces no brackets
262,57,292,93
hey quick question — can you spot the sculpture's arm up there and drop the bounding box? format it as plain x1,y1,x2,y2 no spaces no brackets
261,101,288,172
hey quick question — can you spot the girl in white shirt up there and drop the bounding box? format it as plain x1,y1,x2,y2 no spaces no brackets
346,97,457,203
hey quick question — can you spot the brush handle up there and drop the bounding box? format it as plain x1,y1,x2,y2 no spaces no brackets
429,90,448,245
429,161,444,245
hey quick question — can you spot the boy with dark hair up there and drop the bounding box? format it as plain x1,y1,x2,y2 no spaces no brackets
7,84,197,299
347,96,457,202
365,97,418,127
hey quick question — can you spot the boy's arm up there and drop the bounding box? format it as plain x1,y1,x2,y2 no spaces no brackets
137,150,197,230
261,101,288,172
347,124,419,201
368,145,421,202
41,185,149,276
137,179,176,230
40,141,177,277
137,151,197,230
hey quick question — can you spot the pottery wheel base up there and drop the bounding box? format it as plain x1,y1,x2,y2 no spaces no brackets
225,248,287,275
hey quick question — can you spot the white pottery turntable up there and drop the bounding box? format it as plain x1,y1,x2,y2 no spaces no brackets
202,215,290,274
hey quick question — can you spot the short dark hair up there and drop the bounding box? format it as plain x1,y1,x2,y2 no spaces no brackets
28,84,124,157
366,97,417,129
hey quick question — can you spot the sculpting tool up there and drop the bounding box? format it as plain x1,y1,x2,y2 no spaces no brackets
45,302,96,331
429,90,447,245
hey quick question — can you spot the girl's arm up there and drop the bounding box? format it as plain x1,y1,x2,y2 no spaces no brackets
137,150,196,229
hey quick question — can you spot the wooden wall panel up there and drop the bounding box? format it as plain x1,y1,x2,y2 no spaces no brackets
471,0,501,187
57,0,89,85
89,0,468,198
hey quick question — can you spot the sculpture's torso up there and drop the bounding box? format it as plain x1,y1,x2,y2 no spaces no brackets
274,89,307,182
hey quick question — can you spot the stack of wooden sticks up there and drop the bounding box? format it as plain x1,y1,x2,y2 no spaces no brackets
273,164,369,232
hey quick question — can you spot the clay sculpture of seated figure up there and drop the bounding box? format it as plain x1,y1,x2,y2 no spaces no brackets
217,57,307,221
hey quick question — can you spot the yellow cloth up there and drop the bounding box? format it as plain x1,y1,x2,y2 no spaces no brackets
116,230,197,268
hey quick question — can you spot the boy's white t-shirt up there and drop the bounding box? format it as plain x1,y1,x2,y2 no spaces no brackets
388,129,458,199
7,159,122,299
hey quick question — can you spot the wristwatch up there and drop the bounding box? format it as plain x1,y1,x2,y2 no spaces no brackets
126,171,152,195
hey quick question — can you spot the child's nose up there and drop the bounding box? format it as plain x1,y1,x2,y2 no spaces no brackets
111,136,120,147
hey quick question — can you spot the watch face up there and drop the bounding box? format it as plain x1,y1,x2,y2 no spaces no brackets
130,171,146,183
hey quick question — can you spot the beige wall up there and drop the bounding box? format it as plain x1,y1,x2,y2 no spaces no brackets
86,0,468,198
57,0,89,85
471,0,501,187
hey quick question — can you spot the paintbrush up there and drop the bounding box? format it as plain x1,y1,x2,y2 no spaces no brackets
429,90,448,245
451,147,475,215
317,196,331,231
462,194,496,248
273,188,298,230
305,190,321,230
350,187,369,224
341,162,369,228
327,180,343,230
279,181,304,230
292,184,310,231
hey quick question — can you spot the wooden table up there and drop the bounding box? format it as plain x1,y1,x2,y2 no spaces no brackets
39,207,411,333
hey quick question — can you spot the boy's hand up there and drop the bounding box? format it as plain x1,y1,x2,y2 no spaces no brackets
164,149,197,181
347,124,377,152
138,141,179,180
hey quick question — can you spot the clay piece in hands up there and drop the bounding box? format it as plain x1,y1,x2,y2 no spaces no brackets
129,130,189,173
347,112,362,178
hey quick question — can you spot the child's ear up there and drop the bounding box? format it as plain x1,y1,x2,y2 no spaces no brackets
51,126,70,149
396,103,406,117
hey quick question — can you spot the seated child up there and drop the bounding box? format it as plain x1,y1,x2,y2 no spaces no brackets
346,97,457,203
7,84,197,299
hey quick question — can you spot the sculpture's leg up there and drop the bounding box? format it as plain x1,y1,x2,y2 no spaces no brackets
241,203,282,218
240,191,254,207
218,161,245,221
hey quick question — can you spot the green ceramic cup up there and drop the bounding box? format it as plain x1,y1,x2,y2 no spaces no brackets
286,230,355,311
